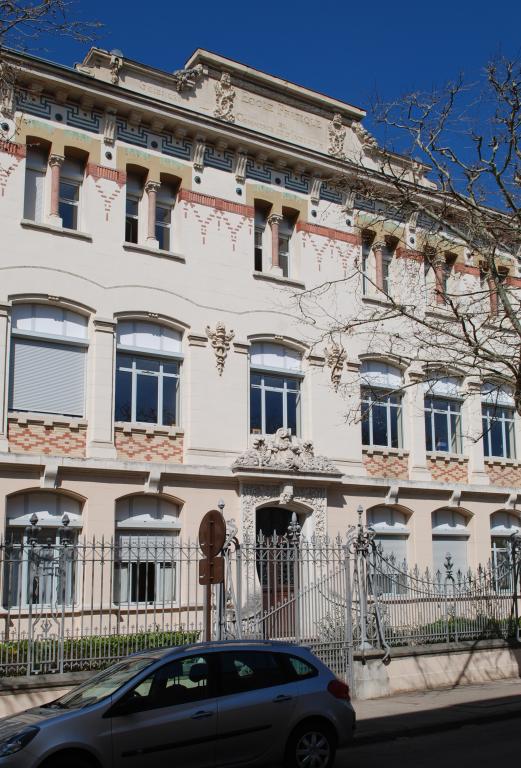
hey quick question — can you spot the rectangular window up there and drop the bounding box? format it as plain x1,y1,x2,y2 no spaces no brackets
254,226,263,272
361,389,402,448
250,372,301,436
115,353,180,426
114,534,177,605
155,203,172,251
361,240,371,295
59,158,83,231
125,175,142,244
23,149,47,222
254,205,268,272
278,212,296,279
432,536,467,577
425,397,462,453
278,233,290,278
482,405,516,459
491,537,513,591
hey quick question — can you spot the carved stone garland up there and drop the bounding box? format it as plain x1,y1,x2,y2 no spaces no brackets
206,321,235,375
325,342,346,391
171,64,204,93
214,73,236,123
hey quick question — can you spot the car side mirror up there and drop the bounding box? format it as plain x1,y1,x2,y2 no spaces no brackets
110,695,143,718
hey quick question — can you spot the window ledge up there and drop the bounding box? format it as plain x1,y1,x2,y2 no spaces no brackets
252,271,305,289
114,421,184,437
361,296,393,308
8,411,87,429
485,457,520,467
363,446,409,458
122,242,185,263
20,219,93,241
427,451,467,463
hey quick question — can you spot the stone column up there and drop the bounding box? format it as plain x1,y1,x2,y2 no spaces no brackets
87,318,117,459
405,363,431,481
268,214,283,275
48,154,64,223
145,180,161,247
487,274,498,317
0,303,10,452
433,256,446,304
463,375,489,485
373,241,385,292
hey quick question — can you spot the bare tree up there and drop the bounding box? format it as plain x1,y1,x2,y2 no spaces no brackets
1,1,101,117
296,58,521,427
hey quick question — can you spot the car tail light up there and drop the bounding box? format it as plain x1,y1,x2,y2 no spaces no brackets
327,679,350,701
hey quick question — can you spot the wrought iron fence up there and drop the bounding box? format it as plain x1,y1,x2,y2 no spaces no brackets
0,512,519,682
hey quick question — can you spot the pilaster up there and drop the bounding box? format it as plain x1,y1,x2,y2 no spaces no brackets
87,318,117,459
405,364,431,481
463,376,489,485
0,303,10,452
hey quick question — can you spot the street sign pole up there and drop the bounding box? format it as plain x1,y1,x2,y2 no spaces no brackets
198,509,226,642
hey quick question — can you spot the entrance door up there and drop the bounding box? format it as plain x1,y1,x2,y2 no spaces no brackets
256,507,297,637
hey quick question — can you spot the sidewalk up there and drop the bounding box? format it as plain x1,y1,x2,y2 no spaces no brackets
353,677,521,744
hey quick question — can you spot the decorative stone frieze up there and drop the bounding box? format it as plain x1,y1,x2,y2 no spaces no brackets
324,342,346,391
233,428,340,475
206,321,235,375
328,113,346,159
214,73,235,122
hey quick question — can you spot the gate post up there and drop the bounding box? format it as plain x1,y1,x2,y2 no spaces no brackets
344,539,354,694
512,533,521,643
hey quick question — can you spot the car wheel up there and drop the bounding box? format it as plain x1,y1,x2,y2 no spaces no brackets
285,721,336,768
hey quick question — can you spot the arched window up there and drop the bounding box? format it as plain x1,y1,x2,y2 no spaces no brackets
249,342,302,436
432,509,469,576
424,376,462,454
114,496,180,605
115,320,182,426
368,507,408,564
482,384,516,459
9,303,88,417
5,492,82,608
361,361,403,448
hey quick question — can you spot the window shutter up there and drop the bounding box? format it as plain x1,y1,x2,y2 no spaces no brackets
9,338,86,416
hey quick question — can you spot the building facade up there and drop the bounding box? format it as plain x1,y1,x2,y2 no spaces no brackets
0,46,520,604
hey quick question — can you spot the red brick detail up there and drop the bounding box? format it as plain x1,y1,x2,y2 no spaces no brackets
363,452,409,479
297,221,361,245
178,188,254,218
115,428,183,463
506,276,521,288
485,462,521,487
0,140,26,159
395,247,424,262
86,163,126,186
454,264,480,277
8,420,86,457
427,455,468,482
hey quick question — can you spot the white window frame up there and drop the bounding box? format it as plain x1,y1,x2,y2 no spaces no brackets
155,184,176,252
23,148,47,223
249,343,303,436
58,158,83,231
115,354,180,426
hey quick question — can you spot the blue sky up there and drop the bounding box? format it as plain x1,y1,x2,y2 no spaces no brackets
15,0,521,141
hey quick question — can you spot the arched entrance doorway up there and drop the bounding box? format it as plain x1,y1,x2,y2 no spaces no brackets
255,506,298,637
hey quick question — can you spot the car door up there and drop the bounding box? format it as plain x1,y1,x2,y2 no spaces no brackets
215,650,297,766
111,654,217,768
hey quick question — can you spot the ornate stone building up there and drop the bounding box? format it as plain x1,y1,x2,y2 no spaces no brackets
0,45,520,596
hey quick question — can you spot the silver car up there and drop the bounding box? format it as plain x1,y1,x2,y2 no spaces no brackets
0,640,355,768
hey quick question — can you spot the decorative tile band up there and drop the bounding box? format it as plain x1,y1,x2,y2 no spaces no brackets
0,140,26,159
178,188,254,217
297,221,361,245
86,163,127,186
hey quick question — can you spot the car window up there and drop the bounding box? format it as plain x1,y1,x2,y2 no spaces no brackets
125,655,212,711
286,655,318,680
54,657,155,709
219,651,286,695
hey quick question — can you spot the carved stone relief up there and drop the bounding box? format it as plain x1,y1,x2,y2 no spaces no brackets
110,54,123,86
214,73,236,123
206,321,235,375
192,138,206,172
233,428,339,474
325,343,347,391
239,483,328,541
103,109,117,145
328,113,346,159
171,64,204,93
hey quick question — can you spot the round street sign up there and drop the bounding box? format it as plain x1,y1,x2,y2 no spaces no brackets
199,509,226,558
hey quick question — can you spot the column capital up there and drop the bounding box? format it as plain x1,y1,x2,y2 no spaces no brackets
463,375,482,395
268,213,283,226
372,240,386,251
48,154,64,167
93,317,117,334
145,180,161,194
405,362,425,384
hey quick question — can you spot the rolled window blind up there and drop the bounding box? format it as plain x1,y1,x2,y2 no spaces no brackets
9,338,86,416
